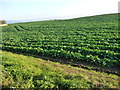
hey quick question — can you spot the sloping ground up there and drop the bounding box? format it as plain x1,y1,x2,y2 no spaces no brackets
2,13,120,68
1,51,120,88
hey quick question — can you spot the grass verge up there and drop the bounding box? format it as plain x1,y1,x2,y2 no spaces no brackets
1,51,120,88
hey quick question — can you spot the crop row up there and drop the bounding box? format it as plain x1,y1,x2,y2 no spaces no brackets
2,44,119,60
3,41,119,53
2,46,120,67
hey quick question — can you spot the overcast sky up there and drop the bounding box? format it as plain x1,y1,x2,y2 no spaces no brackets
0,0,119,21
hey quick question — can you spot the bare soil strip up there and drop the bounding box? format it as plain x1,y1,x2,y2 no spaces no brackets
35,55,120,76
3,50,120,76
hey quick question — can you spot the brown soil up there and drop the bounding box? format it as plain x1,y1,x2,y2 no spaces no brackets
35,55,120,76
3,50,120,76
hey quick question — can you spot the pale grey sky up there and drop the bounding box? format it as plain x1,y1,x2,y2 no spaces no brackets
0,0,119,21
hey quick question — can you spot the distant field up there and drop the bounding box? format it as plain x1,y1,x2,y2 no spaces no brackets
0,24,8,26
2,13,120,67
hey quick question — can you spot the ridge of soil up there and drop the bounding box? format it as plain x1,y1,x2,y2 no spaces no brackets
2,50,120,76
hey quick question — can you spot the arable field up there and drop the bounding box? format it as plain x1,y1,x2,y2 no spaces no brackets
1,13,120,88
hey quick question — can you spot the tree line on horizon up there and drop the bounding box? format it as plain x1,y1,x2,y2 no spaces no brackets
0,20,6,24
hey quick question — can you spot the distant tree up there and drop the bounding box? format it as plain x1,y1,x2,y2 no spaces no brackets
1,20,6,24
